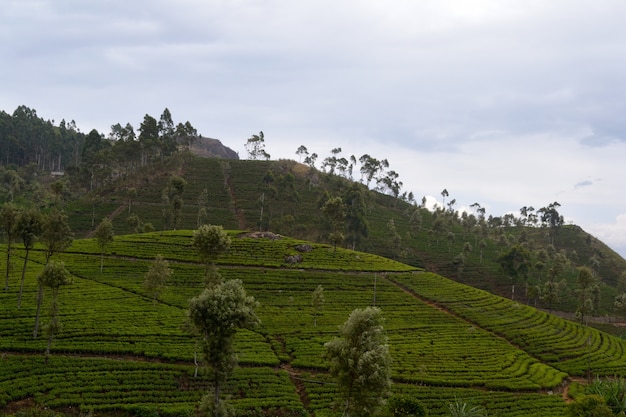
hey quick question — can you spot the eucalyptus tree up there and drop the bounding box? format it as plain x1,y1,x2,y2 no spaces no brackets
16,208,43,308
245,131,270,160
138,114,159,167
0,202,20,290
94,218,114,273
441,188,449,209
39,260,72,361
324,306,391,417
187,279,259,416
295,145,308,162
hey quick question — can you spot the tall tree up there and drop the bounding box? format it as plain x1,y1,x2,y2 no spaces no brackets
245,131,270,160
16,208,43,308
498,244,531,301
192,225,231,285
162,175,187,230
138,114,159,167
38,260,72,361
187,279,259,416
143,254,172,305
34,209,73,338
343,184,369,250
312,285,325,327
575,266,599,326
94,218,114,273
324,306,392,417
0,202,20,290
321,196,346,252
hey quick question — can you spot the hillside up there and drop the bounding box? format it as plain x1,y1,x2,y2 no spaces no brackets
5,230,626,416
56,154,626,320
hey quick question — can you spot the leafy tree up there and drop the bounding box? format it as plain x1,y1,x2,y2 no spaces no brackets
245,131,270,160
0,202,19,291
498,244,531,301
162,175,187,230
321,196,346,252
312,285,325,327
94,218,114,273
441,189,449,209
34,209,73,338
324,306,392,417
138,114,159,167
296,145,309,162
144,254,172,305
343,184,369,250
187,279,259,416
576,266,599,325
192,225,231,284
16,208,43,308
38,261,72,361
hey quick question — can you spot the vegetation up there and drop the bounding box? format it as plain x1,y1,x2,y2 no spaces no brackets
1,104,626,416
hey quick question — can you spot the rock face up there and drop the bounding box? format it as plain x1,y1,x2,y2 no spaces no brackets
188,136,239,159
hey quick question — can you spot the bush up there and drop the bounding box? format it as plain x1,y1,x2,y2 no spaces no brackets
567,395,613,417
386,394,428,417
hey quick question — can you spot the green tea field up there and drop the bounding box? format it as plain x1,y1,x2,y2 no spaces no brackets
1,230,624,416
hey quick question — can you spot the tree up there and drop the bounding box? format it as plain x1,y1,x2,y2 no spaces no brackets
187,279,259,416
192,225,231,284
94,218,114,273
144,254,172,305
576,266,599,326
312,285,325,327
38,260,72,361
162,175,187,230
324,306,392,417
245,131,270,160
296,145,308,162
0,202,20,291
343,184,369,250
498,244,530,301
35,209,73,338
16,208,43,308
441,189,449,209
321,196,346,252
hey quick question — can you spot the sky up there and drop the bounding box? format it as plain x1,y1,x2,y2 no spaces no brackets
2,0,626,259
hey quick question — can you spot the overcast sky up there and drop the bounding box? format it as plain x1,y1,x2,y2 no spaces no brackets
2,0,626,259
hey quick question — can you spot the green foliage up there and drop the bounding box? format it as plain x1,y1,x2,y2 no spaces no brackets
187,279,260,415
325,306,392,417
567,395,613,417
386,395,428,417
447,398,487,417
143,254,172,304
193,225,231,276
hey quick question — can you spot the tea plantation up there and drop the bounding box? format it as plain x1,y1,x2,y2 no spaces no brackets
1,230,624,416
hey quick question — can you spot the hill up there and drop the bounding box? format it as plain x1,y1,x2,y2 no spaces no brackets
54,154,626,321
4,230,626,416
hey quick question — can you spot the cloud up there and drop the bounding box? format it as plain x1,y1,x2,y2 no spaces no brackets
574,180,593,190
588,214,626,257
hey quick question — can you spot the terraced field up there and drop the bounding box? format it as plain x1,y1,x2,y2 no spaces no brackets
1,230,622,416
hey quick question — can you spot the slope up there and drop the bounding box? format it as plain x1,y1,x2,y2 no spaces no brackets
2,231,626,416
